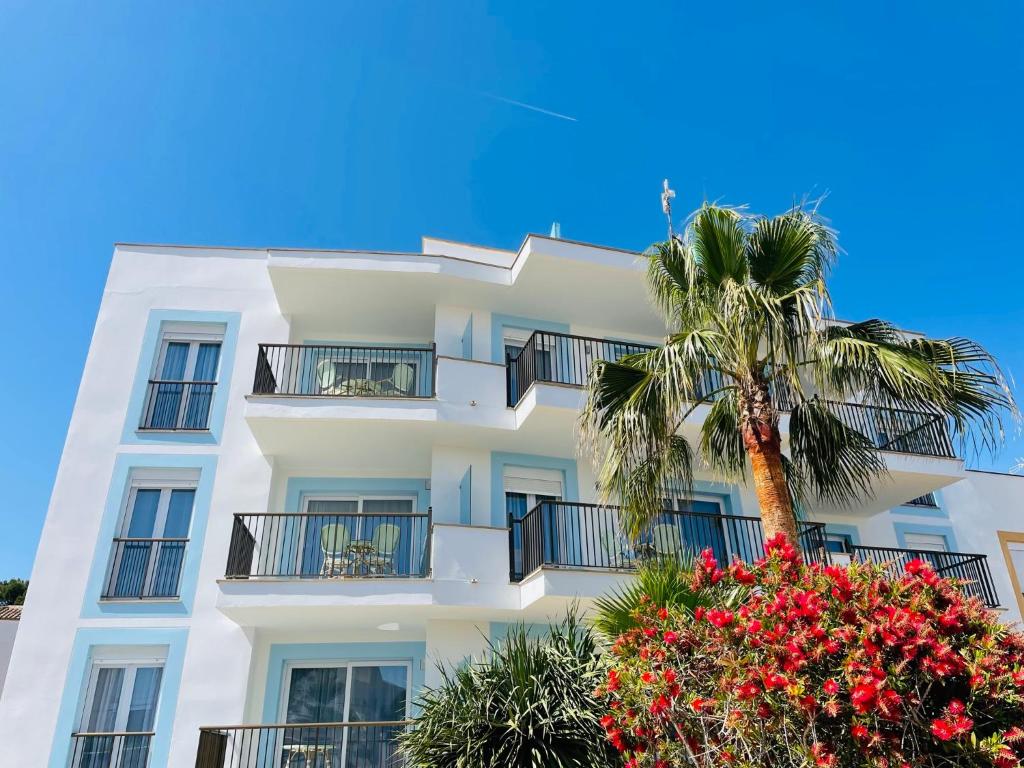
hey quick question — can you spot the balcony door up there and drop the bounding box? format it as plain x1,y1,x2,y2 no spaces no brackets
505,467,564,577
74,661,162,768
650,496,729,562
148,333,221,430
109,483,194,599
296,496,418,577
280,661,409,768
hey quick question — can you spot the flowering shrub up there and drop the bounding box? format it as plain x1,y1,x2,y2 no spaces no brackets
595,536,1024,768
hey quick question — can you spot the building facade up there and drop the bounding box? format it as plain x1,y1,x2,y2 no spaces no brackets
1,234,1022,768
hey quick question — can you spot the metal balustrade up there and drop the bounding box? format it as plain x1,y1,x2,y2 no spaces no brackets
504,330,955,459
69,732,153,768
225,510,431,579
253,344,436,398
505,331,657,406
101,538,188,599
139,380,216,430
195,722,409,768
850,544,999,607
508,501,829,581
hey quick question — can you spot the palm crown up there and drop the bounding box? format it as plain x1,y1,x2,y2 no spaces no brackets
581,202,1016,543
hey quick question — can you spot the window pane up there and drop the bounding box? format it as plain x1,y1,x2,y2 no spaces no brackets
159,342,189,380
126,490,161,538
193,343,221,382
163,490,195,538
126,667,163,732
286,667,347,724
347,665,407,722
85,667,124,732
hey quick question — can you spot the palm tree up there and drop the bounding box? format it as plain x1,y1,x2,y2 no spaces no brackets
581,202,1015,545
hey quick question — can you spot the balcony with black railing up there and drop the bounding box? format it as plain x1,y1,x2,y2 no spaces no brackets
225,509,431,579
69,731,153,768
508,501,829,582
504,330,955,459
139,380,216,430
195,721,408,768
848,544,999,607
101,538,188,599
253,343,436,399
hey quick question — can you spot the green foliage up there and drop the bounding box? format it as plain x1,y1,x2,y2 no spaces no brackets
399,611,617,768
592,556,736,640
581,202,1017,537
0,578,27,606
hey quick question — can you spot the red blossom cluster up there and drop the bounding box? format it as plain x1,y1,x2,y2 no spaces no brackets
595,535,1024,768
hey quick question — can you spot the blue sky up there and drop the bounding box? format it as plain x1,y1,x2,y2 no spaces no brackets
1,2,1022,578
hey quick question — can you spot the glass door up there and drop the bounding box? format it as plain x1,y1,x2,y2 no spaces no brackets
151,338,221,429
281,662,409,768
112,486,194,598
298,497,417,577
76,663,162,768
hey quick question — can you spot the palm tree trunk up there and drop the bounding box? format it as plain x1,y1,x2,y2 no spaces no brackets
742,423,801,547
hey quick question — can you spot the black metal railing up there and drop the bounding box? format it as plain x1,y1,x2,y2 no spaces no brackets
70,731,153,768
828,401,954,459
505,331,656,406
502,332,954,458
850,545,999,607
508,501,829,581
195,721,409,768
253,344,436,398
102,538,188,599
139,380,216,430
226,510,431,579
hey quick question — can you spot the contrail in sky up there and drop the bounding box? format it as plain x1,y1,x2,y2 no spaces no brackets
479,92,578,122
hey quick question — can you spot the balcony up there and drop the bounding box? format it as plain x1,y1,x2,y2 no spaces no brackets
101,538,188,599
225,510,431,580
138,380,215,430
196,722,408,768
69,731,152,768
508,502,999,608
847,545,999,607
508,501,829,581
254,343,436,399
504,330,955,460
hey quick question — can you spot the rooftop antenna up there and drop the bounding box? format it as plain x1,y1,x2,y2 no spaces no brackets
549,221,561,239
661,179,676,239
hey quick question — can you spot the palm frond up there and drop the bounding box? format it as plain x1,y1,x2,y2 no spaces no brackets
699,390,746,480
788,398,887,506
688,204,749,287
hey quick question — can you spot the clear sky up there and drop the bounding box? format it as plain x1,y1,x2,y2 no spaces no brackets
1,2,1022,579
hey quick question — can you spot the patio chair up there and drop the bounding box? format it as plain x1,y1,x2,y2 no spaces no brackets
320,523,352,577
600,530,634,568
651,523,682,560
365,524,401,575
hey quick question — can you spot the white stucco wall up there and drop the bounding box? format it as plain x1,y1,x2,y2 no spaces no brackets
0,619,18,696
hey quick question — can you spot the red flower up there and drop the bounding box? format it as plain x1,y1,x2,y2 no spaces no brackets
850,683,877,713
663,668,677,684
663,630,678,644
931,718,955,741
707,609,734,628
658,607,669,621
851,724,869,741
823,679,840,696
641,671,655,684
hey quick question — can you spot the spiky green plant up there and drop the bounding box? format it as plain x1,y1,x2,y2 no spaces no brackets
592,556,744,640
399,611,616,768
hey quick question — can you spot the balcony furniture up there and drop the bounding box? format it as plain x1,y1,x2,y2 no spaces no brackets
254,343,436,398
365,524,401,575
226,510,431,580
600,530,636,568
284,742,337,768
319,524,352,577
651,524,683,558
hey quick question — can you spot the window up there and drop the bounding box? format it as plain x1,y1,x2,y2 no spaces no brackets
103,472,196,599
141,324,223,430
999,532,1024,616
278,661,409,767
904,493,938,508
315,351,424,397
72,658,163,768
902,532,949,553
295,495,423,577
505,467,563,577
825,532,853,554
654,496,729,562
504,329,553,404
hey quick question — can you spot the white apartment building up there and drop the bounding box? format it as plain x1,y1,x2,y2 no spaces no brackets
1,233,1022,768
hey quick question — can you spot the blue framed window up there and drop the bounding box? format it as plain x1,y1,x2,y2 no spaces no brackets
140,326,223,431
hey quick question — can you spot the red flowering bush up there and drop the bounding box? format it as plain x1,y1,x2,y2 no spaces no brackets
595,536,1024,767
